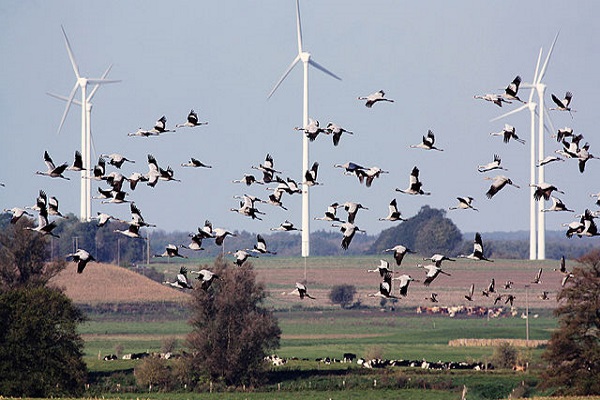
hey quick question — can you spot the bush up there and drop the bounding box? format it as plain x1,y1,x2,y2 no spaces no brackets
491,342,517,369
364,345,385,360
328,284,357,308
161,337,178,353
135,356,172,391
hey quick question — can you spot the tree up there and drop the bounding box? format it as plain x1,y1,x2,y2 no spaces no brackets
0,219,64,289
135,356,172,392
329,284,357,308
0,218,88,398
186,256,280,387
491,342,517,369
540,249,600,395
0,286,87,397
370,206,462,254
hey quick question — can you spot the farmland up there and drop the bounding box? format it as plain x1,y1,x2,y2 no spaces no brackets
44,255,579,398
53,254,567,309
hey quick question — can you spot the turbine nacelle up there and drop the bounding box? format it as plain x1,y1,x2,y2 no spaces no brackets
266,0,340,258
300,51,311,63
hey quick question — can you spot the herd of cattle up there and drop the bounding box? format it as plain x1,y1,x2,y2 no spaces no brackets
103,351,493,371
416,305,513,318
264,353,494,371
103,351,179,361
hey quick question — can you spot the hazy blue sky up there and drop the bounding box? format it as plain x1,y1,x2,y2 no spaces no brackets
1,1,599,242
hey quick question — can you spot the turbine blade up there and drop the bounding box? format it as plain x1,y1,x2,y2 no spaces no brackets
61,25,80,79
90,119,98,160
267,55,301,99
537,31,560,84
87,64,113,101
532,107,556,135
528,48,543,103
490,103,529,122
542,106,556,134
47,92,83,106
295,0,303,53
57,83,79,135
86,78,121,85
308,59,342,81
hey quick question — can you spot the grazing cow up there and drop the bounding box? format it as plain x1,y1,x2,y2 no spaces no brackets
343,352,357,363
264,354,287,366
130,352,150,360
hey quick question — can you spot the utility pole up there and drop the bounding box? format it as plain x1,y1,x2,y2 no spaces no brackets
525,284,530,346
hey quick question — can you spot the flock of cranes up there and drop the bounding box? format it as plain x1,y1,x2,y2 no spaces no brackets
1,17,596,310
2,76,593,306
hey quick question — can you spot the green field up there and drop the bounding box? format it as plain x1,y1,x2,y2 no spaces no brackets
79,308,558,399
72,255,572,399
82,309,555,363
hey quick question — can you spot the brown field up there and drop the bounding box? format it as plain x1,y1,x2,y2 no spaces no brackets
250,256,566,311
52,255,566,312
448,338,548,347
50,262,190,304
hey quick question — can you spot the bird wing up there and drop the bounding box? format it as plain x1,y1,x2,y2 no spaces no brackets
36,190,48,209
551,94,564,108
563,92,573,107
188,110,198,124
473,233,484,257
559,256,566,273
147,154,159,172
393,248,407,266
73,151,84,169
424,130,435,146
43,151,56,170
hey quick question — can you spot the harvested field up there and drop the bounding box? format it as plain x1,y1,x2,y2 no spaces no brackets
54,256,565,314
448,338,548,348
50,262,190,304
248,256,565,311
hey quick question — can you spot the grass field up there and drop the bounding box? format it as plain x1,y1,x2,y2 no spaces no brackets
82,310,555,369
50,255,578,398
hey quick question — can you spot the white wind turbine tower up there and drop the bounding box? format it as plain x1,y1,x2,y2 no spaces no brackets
55,26,120,222
492,32,559,260
267,0,341,257
48,65,112,218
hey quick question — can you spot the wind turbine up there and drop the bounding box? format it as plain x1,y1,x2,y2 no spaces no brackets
55,25,120,222
491,32,559,260
267,0,341,257
47,65,112,219
530,33,559,260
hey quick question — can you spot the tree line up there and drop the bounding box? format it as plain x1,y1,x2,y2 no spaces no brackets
2,206,595,266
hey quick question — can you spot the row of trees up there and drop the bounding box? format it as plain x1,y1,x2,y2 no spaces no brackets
1,206,596,264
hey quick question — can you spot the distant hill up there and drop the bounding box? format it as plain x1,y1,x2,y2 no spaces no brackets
50,262,190,305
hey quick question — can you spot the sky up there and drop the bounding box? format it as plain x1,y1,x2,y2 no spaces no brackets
1,1,599,244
